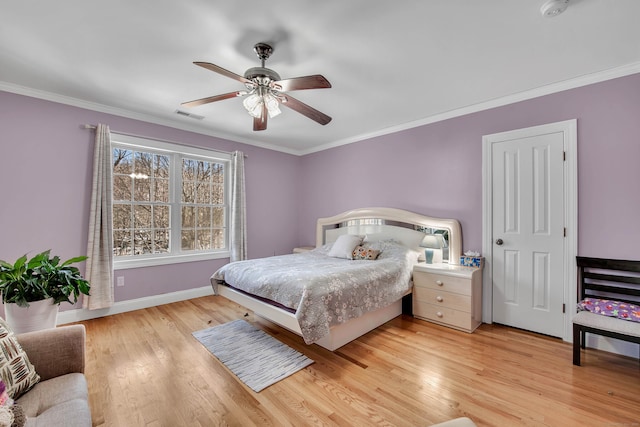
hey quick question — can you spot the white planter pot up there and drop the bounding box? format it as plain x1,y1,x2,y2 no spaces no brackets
3,298,59,334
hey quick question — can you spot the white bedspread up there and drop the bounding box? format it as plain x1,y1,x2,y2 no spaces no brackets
210,240,418,344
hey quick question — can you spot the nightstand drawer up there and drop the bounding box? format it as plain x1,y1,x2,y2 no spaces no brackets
413,302,474,331
413,287,471,312
414,272,471,296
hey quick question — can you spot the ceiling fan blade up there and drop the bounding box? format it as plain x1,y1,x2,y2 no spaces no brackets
271,75,331,92
280,95,332,125
181,91,244,108
194,62,253,85
253,104,268,131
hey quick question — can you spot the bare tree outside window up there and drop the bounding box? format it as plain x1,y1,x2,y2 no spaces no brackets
181,158,225,251
112,143,227,262
112,148,171,256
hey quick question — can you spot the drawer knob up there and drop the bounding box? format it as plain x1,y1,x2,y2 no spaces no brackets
436,296,444,302
435,280,443,286
436,311,444,318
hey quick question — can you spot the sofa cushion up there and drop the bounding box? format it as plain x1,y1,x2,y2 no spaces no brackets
0,318,40,399
23,399,91,427
17,373,90,427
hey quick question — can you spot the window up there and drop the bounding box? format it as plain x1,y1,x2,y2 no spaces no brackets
111,134,230,269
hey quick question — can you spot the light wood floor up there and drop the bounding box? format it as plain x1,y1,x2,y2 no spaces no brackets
80,295,640,427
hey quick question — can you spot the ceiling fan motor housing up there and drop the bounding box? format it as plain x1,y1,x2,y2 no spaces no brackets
244,67,281,82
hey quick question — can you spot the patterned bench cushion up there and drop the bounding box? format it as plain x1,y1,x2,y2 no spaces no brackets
573,311,640,338
577,298,640,323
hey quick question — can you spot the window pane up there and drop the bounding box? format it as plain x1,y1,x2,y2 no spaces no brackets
182,181,195,203
113,149,132,174
134,230,153,254
154,230,170,253
212,208,224,227
212,184,224,204
183,159,196,180
135,152,152,177
212,163,224,184
134,177,151,201
154,178,169,203
113,176,132,201
181,229,195,250
213,229,225,249
196,160,211,181
113,230,132,256
182,206,195,228
154,205,169,229
113,204,132,229
197,207,211,227
196,182,211,204
154,154,169,178
197,229,211,250
134,205,152,229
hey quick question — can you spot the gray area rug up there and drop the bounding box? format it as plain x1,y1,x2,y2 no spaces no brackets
192,319,314,392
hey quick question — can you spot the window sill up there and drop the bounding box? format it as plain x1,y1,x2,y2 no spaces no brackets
114,251,230,270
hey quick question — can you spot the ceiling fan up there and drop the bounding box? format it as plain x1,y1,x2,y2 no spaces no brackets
182,42,332,131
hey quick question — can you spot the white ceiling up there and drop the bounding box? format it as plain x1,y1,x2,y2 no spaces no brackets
2,1,640,155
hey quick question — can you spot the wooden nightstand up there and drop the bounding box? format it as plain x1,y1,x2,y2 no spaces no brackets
292,246,314,254
412,263,482,333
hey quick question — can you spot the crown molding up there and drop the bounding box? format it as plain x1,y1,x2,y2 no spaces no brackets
298,61,640,155
0,82,300,156
3,60,640,157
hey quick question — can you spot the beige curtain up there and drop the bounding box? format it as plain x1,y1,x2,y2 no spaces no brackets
229,151,247,262
84,124,114,309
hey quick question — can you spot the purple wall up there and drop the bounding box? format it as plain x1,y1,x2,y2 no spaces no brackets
2,71,639,314
0,92,300,310
298,73,640,260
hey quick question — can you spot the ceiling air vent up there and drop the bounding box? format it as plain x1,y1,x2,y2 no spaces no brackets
174,109,205,120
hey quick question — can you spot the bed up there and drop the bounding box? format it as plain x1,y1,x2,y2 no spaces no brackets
211,207,462,351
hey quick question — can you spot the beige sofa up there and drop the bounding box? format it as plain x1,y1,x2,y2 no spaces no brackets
15,325,91,427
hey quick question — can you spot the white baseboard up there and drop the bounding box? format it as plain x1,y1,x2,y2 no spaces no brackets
57,287,639,361
57,286,214,325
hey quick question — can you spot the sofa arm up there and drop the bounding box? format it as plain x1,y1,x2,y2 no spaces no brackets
16,325,86,381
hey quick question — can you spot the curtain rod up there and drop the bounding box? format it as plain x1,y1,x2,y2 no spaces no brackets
82,124,247,158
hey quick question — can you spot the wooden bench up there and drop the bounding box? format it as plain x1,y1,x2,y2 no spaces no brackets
573,257,640,366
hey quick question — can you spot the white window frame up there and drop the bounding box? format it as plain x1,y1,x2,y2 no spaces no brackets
111,134,231,270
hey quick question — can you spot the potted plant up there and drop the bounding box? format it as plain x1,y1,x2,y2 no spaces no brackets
0,250,91,333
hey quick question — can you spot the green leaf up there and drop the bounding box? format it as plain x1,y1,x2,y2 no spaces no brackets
61,256,88,267
14,254,28,271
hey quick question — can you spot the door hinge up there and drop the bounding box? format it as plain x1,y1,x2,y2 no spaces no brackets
563,303,566,313
563,151,566,161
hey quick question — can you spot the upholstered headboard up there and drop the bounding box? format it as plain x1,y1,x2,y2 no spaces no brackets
316,207,462,264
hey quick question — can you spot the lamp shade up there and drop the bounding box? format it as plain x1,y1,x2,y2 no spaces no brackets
420,234,446,249
242,93,263,118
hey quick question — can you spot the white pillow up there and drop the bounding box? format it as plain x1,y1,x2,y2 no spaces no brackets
327,234,364,259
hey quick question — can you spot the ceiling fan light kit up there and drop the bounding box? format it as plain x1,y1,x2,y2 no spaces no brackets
540,0,569,17
243,88,281,119
182,42,331,131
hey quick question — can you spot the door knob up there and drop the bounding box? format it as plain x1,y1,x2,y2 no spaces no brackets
496,238,504,246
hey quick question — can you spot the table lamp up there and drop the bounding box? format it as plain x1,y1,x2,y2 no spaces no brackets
420,234,446,264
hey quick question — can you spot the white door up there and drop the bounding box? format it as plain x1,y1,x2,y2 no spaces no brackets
490,128,566,337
